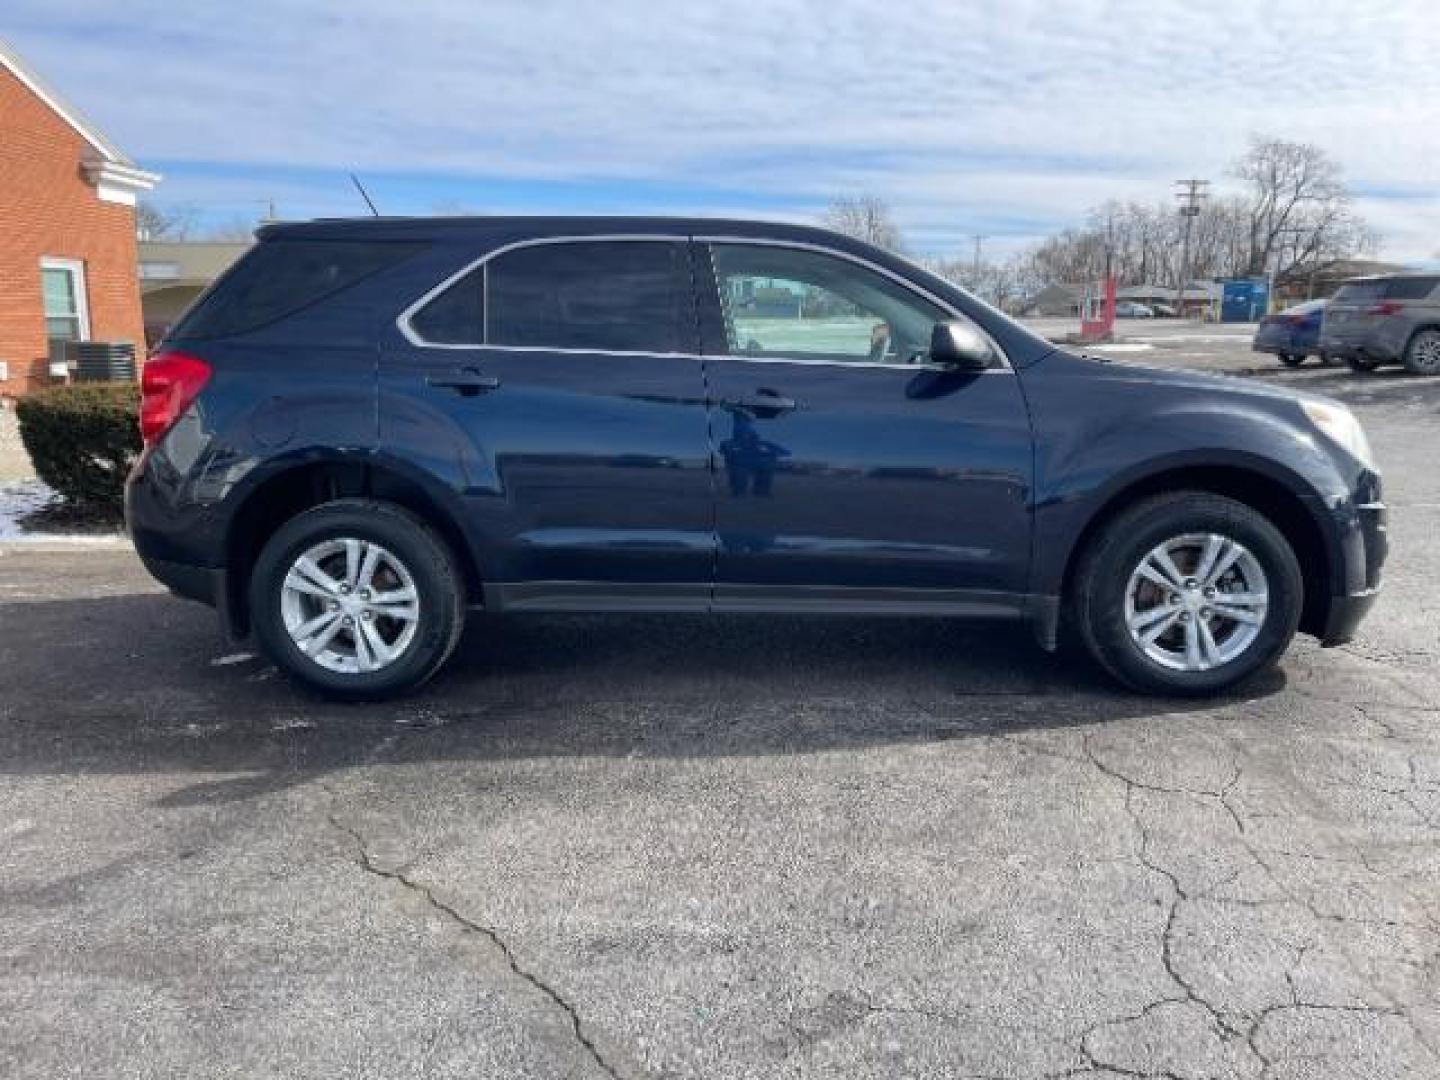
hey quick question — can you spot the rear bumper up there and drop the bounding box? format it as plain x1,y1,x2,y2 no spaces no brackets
137,551,223,608
136,551,246,643
1251,329,1292,354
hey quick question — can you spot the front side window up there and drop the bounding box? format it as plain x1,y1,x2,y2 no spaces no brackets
708,244,949,364
40,258,89,347
484,241,685,353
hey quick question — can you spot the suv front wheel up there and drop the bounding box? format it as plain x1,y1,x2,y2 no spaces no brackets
249,500,466,699
1071,492,1303,695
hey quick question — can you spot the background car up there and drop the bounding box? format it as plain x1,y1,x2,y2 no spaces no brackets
1115,301,1155,318
1320,274,1440,374
1252,299,1327,366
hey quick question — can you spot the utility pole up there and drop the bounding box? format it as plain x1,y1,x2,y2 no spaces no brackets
969,234,988,283
1174,179,1209,319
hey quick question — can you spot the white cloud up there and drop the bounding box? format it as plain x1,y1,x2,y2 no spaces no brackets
7,0,1438,258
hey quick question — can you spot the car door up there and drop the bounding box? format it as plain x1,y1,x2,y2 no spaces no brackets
380,237,714,609
694,238,1034,611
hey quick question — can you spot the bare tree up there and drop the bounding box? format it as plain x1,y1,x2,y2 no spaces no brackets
203,216,262,242
136,200,199,241
1014,136,1374,296
822,194,905,252
1232,136,1372,278
136,201,262,243
925,251,1038,314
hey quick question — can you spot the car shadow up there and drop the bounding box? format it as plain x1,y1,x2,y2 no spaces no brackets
0,592,1287,806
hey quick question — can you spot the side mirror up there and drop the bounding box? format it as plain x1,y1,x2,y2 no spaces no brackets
930,320,994,370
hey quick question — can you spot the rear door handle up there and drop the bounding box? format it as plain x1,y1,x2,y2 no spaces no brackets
427,370,500,396
735,389,797,414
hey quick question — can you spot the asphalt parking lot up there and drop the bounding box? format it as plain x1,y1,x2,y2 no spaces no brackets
2,343,1438,1079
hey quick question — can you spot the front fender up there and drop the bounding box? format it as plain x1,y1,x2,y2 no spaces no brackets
1021,359,1354,600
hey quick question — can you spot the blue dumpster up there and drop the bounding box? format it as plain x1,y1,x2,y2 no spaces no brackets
1221,278,1270,322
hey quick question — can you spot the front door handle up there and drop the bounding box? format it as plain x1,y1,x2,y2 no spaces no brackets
734,389,797,415
427,369,500,397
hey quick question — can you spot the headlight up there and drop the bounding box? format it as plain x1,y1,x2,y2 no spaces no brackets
1301,399,1375,469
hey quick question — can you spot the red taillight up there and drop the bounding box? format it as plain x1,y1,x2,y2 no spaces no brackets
140,350,211,445
1366,301,1404,317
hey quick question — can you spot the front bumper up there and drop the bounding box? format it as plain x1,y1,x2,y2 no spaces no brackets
1321,588,1380,646
1319,493,1387,645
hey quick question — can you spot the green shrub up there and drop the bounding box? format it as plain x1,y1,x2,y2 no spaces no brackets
15,383,141,509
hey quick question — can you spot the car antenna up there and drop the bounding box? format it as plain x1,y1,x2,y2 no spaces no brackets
349,173,381,217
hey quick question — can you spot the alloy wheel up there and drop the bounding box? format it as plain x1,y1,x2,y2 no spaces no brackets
1123,532,1269,673
279,538,421,674
1408,330,1440,374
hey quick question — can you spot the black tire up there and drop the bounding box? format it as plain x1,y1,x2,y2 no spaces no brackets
1346,354,1382,373
249,499,466,700
1402,328,1440,376
1070,492,1303,696
1279,353,1304,368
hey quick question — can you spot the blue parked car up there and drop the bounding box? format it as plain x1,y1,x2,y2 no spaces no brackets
1252,299,1327,366
127,217,1385,699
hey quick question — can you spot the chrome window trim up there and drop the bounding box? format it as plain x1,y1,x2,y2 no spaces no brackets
704,354,1009,374
394,231,1012,373
396,234,689,350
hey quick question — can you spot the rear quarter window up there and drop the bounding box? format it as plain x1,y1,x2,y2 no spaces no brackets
1383,277,1439,301
174,239,423,339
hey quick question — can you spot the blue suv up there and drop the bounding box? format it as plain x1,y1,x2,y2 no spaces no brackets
126,217,1386,698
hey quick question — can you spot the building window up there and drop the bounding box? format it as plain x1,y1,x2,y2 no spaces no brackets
40,258,90,362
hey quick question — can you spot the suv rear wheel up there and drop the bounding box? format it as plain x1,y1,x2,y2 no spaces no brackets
1403,329,1440,375
1071,492,1303,695
249,500,465,699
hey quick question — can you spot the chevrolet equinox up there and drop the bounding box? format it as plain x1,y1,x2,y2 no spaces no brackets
126,217,1387,699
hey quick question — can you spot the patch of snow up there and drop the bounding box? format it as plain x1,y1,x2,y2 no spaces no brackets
210,652,257,667
1133,334,1253,344
0,479,126,545
1089,343,1155,353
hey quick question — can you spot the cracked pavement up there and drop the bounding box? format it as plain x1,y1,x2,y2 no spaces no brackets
1,361,1437,1079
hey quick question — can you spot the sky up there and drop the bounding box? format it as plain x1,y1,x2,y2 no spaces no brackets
8,0,1439,264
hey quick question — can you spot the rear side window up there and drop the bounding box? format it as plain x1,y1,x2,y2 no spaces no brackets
1334,277,1439,303
487,241,685,353
175,239,422,339
409,268,482,344
1383,277,1439,301
404,240,688,351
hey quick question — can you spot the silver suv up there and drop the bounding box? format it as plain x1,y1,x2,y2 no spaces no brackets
1321,274,1440,374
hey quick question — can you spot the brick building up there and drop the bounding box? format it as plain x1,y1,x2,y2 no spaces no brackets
0,38,158,398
